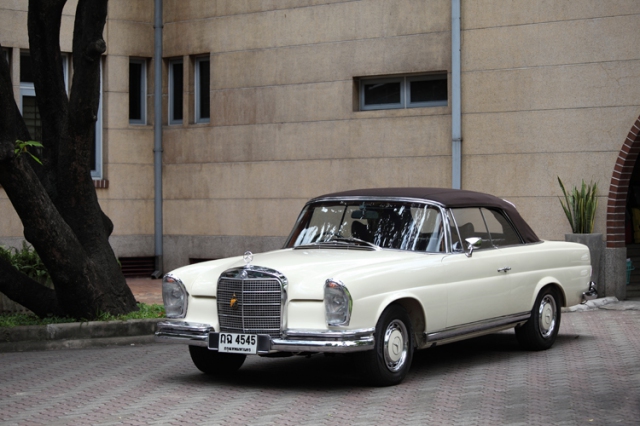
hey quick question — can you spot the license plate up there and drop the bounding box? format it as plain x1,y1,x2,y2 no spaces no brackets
218,333,258,354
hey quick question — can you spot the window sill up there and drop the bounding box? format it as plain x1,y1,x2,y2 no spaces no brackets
93,179,109,189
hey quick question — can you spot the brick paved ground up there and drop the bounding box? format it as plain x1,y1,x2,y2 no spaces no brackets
1,308,638,426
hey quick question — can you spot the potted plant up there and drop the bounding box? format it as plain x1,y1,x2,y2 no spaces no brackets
558,177,603,295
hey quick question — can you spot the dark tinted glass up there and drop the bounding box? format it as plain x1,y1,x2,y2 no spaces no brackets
171,62,183,121
20,53,33,83
129,62,142,120
363,81,401,105
410,77,447,104
22,96,41,141
199,60,210,119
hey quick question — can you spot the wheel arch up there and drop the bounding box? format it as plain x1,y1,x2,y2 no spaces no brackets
377,297,426,349
532,280,566,307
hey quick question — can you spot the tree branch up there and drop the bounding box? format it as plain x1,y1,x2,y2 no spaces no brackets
27,0,69,199
0,257,63,318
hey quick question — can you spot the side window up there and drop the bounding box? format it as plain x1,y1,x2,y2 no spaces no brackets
169,58,183,125
129,58,147,124
194,56,210,123
450,208,492,250
481,208,522,247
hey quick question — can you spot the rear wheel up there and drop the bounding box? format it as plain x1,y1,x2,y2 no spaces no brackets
515,287,561,351
188,345,246,375
357,304,413,386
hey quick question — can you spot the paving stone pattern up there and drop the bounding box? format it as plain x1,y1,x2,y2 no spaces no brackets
0,309,638,425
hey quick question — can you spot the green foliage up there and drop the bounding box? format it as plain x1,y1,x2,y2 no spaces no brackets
95,303,165,322
0,303,165,328
14,140,44,165
0,242,51,285
558,177,598,234
0,313,76,327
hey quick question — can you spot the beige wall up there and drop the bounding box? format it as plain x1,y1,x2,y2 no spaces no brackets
2,0,640,273
461,0,640,240
100,0,155,256
161,0,452,269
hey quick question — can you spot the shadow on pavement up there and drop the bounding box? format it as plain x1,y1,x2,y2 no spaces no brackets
162,330,589,390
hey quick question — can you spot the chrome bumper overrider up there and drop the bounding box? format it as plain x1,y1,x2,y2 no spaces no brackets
155,321,375,353
581,281,598,304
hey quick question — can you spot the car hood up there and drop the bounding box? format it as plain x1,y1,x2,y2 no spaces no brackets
178,248,439,300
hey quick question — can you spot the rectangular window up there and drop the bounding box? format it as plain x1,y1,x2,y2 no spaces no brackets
129,59,146,124
359,74,447,111
195,56,210,123
19,51,102,178
92,61,103,178
169,59,183,125
20,52,41,141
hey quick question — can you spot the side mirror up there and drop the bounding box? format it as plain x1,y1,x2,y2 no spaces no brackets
465,237,482,257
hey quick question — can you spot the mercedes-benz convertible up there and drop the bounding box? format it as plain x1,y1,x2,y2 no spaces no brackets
156,188,597,386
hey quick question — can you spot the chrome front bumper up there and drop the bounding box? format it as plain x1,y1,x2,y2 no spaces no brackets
581,281,598,304
155,321,375,354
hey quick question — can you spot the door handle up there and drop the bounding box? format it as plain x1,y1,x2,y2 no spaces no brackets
497,267,511,273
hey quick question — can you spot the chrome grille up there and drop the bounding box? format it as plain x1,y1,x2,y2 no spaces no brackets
217,277,283,338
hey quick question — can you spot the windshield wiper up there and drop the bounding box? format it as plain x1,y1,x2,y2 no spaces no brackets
327,236,380,250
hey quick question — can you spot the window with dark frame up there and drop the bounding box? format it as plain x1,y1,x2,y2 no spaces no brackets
129,59,146,124
19,50,102,178
195,56,210,123
359,74,448,111
169,59,183,124
20,52,42,143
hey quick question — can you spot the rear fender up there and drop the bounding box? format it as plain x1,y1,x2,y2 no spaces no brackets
531,278,566,308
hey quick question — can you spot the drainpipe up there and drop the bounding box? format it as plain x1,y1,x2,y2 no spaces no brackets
451,0,462,189
152,0,163,279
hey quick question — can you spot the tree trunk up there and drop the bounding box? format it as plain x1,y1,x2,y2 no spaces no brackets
0,0,138,319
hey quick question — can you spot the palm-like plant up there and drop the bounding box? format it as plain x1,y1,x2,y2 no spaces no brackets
558,177,598,233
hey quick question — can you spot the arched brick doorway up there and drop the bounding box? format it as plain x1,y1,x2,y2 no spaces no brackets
607,114,640,249
606,114,640,299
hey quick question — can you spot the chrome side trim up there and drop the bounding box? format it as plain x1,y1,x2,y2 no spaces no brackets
425,312,531,346
581,281,598,304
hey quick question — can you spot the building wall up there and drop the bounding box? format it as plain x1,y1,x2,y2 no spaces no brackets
461,0,640,240
2,1,640,280
160,0,454,270
100,0,156,258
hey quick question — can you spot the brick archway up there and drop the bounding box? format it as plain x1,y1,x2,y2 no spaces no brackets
607,115,640,248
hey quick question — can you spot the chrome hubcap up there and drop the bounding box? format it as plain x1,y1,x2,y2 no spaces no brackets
383,319,409,372
538,294,557,338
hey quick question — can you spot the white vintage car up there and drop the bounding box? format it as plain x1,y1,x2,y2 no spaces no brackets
156,188,597,386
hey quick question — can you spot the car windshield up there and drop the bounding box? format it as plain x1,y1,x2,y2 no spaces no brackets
284,201,445,252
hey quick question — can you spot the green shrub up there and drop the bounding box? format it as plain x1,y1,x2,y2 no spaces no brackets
0,303,165,327
558,177,598,234
0,242,51,286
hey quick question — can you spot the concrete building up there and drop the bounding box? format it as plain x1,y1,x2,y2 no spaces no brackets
1,0,639,299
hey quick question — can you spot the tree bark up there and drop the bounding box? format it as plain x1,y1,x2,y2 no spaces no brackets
0,0,139,319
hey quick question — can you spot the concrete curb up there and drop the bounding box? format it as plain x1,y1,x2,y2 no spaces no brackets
0,318,163,353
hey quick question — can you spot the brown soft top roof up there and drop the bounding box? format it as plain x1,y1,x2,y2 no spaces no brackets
312,187,540,243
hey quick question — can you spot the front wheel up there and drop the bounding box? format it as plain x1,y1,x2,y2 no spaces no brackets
357,304,413,386
515,287,561,351
188,345,246,376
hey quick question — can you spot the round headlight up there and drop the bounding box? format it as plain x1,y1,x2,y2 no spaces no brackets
162,274,188,318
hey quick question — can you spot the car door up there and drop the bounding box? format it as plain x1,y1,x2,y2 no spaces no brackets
441,207,520,328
